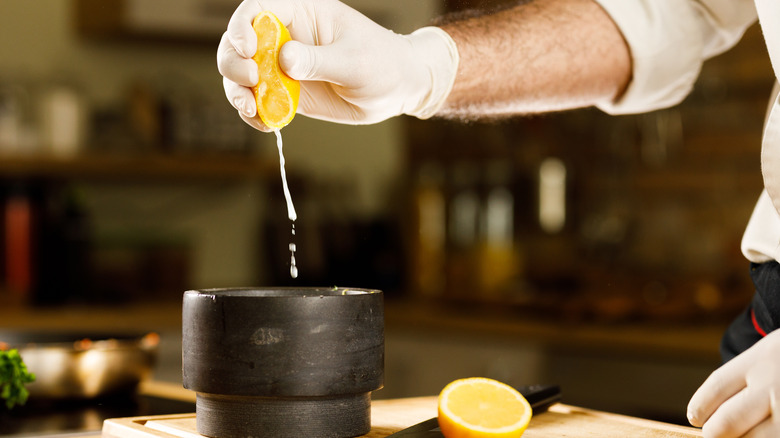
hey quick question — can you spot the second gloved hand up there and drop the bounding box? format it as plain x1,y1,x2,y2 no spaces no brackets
688,329,780,437
217,0,459,131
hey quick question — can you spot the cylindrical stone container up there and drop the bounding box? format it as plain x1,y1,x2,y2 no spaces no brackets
182,287,384,438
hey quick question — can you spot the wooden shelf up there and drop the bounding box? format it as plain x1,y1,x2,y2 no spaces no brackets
0,153,280,182
0,302,183,332
384,299,726,361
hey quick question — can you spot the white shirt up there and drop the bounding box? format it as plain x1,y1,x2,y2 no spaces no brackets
592,0,780,264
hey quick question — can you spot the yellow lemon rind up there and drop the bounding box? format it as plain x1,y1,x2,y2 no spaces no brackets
437,377,532,438
251,11,300,130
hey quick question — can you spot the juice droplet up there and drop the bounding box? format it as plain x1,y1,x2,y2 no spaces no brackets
289,253,298,279
289,240,297,279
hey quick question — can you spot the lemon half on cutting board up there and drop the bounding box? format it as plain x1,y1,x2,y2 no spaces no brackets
438,377,532,438
251,11,300,129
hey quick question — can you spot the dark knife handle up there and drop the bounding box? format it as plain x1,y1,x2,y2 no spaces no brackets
518,383,562,414
387,384,561,437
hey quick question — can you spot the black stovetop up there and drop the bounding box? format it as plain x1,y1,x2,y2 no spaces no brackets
0,393,195,436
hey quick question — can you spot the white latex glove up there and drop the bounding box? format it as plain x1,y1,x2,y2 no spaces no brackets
217,0,459,131
688,330,780,437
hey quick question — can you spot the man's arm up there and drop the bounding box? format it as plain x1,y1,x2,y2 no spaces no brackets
218,0,753,128
438,0,631,119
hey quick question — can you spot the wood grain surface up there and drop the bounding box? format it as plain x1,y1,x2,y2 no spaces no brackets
101,394,702,438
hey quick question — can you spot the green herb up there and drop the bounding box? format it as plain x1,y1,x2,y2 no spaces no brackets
0,349,35,409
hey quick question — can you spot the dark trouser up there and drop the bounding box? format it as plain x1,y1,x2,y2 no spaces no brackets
721,262,780,363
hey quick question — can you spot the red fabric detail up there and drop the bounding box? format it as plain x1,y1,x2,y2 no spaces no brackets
751,308,769,337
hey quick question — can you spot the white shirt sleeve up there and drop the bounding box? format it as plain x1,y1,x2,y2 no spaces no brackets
593,0,757,115
742,190,780,263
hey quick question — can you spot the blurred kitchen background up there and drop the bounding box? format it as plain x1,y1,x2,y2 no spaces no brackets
0,0,774,427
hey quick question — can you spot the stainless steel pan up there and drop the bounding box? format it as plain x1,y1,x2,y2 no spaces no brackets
0,331,159,400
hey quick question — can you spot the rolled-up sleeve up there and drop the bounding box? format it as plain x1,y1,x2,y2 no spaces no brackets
594,0,757,115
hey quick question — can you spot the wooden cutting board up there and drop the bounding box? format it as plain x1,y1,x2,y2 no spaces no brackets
102,396,702,438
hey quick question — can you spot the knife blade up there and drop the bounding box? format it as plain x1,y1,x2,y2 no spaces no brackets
387,384,561,438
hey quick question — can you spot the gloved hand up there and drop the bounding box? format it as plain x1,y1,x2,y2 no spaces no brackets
217,0,459,131
688,329,780,437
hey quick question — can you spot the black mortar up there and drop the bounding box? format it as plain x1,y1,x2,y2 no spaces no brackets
182,287,384,438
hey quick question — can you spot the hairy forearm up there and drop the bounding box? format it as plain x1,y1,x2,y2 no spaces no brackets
436,0,631,119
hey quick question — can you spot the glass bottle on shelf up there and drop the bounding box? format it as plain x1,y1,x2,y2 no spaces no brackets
409,163,446,298
477,161,521,300
446,162,480,300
